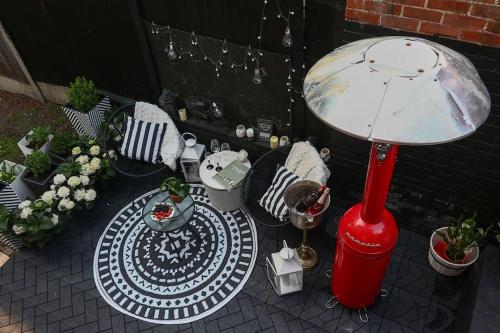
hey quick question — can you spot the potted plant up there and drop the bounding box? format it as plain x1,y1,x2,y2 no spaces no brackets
17,126,54,156
8,199,60,247
62,76,111,139
160,177,190,203
428,214,493,276
22,151,57,187
0,160,34,209
49,132,78,163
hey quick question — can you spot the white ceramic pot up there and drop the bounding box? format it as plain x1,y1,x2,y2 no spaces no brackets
428,227,480,276
17,131,54,157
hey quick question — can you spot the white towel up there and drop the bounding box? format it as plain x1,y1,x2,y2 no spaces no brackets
285,141,330,184
134,102,184,170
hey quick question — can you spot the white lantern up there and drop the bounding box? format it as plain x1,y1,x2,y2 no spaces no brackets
180,143,205,182
266,241,303,296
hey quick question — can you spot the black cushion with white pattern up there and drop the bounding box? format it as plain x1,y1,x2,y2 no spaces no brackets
258,166,301,221
120,117,167,164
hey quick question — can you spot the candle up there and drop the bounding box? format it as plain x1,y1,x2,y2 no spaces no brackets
179,108,187,121
236,125,246,138
246,128,254,138
270,136,279,149
279,136,289,146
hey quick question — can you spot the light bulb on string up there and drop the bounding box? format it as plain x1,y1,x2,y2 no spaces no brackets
282,26,293,47
252,67,263,85
165,41,177,60
222,39,228,54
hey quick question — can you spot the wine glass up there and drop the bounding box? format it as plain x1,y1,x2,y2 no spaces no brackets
220,143,230,151
210,139,220,153
205,152,214,170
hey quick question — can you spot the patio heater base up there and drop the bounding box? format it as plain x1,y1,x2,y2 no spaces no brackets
331,143,399,309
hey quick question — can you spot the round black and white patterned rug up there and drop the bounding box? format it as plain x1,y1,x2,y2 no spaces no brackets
93,184,258,324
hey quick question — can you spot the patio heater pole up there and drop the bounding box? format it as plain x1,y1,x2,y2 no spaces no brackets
303,37,490,311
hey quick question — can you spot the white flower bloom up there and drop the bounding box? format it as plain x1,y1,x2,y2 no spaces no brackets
80,163,95,176
75,155,89,165
50,184,56,190
41,191,56,204
18,200,31,209
12,225,25,235
67,176,81,188
73,189,86,202
53,174,66,185
108,150,117,159
20,207,33,219
57,186,70,198
84,189,97,202
90,145,100,156
90,158,101,170
65,200,75,210
58,198,74,211
80,175,90,186
72,146,81,156
51,214,59,226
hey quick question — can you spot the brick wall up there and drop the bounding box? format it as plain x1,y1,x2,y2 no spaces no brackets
345,0,500,46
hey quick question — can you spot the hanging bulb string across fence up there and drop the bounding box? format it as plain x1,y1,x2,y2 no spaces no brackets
143,0,304,130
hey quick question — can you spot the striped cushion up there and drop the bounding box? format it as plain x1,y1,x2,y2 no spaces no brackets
120,117,167,163
258,166,301,221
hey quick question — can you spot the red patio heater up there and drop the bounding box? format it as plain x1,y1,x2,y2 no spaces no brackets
303,37,490,311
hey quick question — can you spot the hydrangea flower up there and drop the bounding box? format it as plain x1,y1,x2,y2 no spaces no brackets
41,190,56,204
51,214,59,226
20,207,33,219
75,155,89,165
18,200,31,209
80,175,90,186
67,176,81,188
12,225,25,235
90,158,101,170
90,145,100,156
80,163,95,176
58,198,75,211
72,146,82,156
57,186,70,198
84,189,97,202
73,189,85,202
53,174,66,185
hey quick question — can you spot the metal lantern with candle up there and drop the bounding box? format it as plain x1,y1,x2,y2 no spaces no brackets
180,133,205,182
266,241,303,296
304,37,490,311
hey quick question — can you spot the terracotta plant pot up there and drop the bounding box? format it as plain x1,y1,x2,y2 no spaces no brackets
170,195,183,204
428,227,480,277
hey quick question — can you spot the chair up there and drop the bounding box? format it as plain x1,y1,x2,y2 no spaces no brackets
241,146,293,228
103,103,171,178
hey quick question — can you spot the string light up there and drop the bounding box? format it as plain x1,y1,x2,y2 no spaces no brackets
146,0,305,131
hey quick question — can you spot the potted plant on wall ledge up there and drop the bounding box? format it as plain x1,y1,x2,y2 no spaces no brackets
63,76,111,139
0,161,34,209
428,213,493,276
160,177,190,203
22,151,57,187
17,126,54,157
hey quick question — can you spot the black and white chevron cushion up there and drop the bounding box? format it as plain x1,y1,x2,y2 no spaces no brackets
120,117,167,163
258,166,301,221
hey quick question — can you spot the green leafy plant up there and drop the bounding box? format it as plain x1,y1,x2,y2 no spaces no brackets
57,160,82,178
50,132,78,156
437,213,493,262
0,161,17,184
68,76,99,113
27,127,51,149
0,204,12,233
25,151,51,179
10,200,60,248
160,177,190,198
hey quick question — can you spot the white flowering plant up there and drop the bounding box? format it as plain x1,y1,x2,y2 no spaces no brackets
5,200,60,247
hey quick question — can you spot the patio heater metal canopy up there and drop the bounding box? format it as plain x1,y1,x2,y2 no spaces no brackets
303,37,490,310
